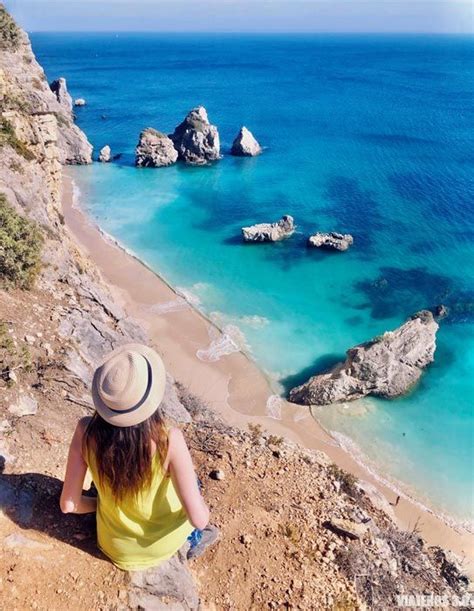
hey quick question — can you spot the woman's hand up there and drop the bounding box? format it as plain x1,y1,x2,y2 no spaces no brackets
60,417,97,514
168,427,210,530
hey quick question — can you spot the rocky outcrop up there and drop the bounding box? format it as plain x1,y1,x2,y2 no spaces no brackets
289,311,438,405
74,98,86,107
98,145,111,163
135,128,178,167
50,78,73,117
231,126,261,157
169,106,220,165
308,231,354,251
242,215,295,242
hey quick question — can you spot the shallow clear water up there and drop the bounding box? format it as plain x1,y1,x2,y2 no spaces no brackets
31,33,474,523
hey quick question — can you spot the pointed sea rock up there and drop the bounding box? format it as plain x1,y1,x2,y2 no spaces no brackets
231,126,262,157
169,106,220,165
50,77,73,118
98,145,111,162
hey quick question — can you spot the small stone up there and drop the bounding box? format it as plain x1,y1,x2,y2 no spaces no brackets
0,419,12,433
209,469,225,481
118,589,127,600
7,370,18,384
74,98,86,106
24,335,35,345
42,343,54,357
8,395,38,417
239,534,253,545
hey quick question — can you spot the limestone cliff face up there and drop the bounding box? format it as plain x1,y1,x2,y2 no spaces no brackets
0,7,141,380
0,8,92,226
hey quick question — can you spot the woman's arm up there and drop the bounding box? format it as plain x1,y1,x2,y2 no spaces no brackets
60,417,97,514
168,427,210,530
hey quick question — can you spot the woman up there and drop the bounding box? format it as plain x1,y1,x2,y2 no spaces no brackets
60,343,217,570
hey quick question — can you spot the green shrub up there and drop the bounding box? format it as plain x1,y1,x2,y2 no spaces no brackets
0,5,20,49
0,194,43,289
0,117,35,160
327,463,358,496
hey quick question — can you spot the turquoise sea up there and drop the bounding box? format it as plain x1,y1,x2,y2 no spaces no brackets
31,33,474,524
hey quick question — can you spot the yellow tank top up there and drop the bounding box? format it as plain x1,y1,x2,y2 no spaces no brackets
86,450,194,571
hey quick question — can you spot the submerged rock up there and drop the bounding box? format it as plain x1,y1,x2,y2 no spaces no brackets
308,232,354,251
98,145,111,163
289,310,438,406
50,77,73,117
74,98,86,106
135,128,178,167
231,126,262,157
169,106,220,165
242,215,295,242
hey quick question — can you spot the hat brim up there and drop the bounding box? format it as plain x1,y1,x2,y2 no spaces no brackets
92,343,166,427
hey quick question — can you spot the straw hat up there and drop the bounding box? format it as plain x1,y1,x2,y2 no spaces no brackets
92,343,166,427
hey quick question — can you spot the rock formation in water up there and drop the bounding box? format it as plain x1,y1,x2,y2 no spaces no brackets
307,232,354,251
135,128,178,167
231,126,262,157
169,106,220,165
47,76,92,163
98,145,111,162
74,98,86,106
289,310,438,405
242,215,295,242
50,77,73,116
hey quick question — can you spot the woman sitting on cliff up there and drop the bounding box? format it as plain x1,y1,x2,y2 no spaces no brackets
60,343,217,570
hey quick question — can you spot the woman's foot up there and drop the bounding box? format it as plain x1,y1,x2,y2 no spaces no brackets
187,525,220,560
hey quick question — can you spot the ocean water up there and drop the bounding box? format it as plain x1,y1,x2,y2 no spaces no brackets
31,33,474,524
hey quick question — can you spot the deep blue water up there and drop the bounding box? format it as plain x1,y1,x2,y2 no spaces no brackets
31,33,474,523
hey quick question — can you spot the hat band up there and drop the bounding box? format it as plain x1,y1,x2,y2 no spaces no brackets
104,359,153,415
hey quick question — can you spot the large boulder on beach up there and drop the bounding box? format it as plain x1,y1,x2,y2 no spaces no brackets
289,310,438,406
135,128,178,167
50,77,73,118
98,145,111,163
308,232,354,252
169,106,220,165
242,215,295,242
231,126,262,157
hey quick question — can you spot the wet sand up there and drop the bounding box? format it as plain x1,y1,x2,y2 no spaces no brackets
62,171,474,576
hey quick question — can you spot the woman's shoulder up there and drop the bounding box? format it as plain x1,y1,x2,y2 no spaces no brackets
76,416,92,436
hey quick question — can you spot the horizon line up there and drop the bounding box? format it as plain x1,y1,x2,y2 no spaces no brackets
28,30,474,36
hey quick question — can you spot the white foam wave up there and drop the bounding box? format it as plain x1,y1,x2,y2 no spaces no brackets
196,332,240,362
266,395,284,420
176,286,202,308
150,298,189,314
71,180,82,210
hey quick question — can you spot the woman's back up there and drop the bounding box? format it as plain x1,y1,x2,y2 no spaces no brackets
87,445,193,570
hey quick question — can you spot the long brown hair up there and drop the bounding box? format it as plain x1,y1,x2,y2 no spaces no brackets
84,409,168,502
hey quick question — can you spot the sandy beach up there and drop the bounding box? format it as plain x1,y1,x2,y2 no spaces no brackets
62,171,474,576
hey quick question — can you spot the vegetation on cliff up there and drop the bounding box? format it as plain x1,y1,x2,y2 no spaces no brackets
0,117,35,160
0,194,43,289
0,4,20,49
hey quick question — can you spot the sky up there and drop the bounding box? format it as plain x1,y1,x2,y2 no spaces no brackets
4,0,473,33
